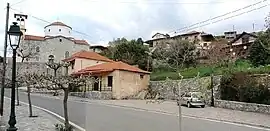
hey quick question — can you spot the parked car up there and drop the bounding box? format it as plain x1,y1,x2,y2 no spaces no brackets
177,92,205,108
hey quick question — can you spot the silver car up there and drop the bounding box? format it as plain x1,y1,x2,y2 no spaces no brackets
177,92,206,108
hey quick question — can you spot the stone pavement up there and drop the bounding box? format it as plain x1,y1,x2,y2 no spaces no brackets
29,92,270,129
0,97,61,131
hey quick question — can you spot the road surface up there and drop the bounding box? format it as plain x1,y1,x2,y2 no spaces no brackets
4,89,269,131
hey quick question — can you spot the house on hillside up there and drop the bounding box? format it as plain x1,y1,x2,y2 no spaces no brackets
63,50,150,99
145,31,215,50
90,45,108,53
223,32,258,58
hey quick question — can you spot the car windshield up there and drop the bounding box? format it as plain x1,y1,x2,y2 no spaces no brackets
191,92,203,98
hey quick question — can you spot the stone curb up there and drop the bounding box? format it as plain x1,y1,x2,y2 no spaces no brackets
89,101,270,130
5,96,85,131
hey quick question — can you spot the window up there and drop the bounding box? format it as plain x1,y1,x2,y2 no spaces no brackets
140,74,144,79
71,60,75,69
36,57,39,61
108,76,113,87
59,29,61,32
48,29,50,32
36,46,40,52
59,39,62,42
203,43,207,47
65,51,69,58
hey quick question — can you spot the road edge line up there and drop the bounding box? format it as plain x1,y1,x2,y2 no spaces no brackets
4,96,85,131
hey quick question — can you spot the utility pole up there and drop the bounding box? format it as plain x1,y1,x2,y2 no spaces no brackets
252,23,255,32
0,3,10,116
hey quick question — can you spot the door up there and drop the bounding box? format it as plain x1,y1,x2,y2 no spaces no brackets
182,92,191,105
93,76,99,91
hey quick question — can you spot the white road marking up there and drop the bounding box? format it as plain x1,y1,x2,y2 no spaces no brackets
4,96,85,131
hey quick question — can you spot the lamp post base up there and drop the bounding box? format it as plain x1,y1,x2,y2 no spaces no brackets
6,127,17,131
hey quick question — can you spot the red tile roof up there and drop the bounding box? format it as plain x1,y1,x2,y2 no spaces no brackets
44,22,72,29
24,35,89,45
63,50,114,62
24,35,45,41
73,61,150,75
73,39,89,45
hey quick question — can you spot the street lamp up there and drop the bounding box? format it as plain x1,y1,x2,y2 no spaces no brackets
7,22,22,131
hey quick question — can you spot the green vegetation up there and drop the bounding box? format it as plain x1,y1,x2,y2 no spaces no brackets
150,60,270,81
220,72,270,105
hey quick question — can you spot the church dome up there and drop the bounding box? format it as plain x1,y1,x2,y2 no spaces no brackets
44,21,72,37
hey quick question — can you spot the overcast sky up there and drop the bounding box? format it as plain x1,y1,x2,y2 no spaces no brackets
0,0,270,55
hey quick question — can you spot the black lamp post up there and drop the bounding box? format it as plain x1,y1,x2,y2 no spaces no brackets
7,22,22,131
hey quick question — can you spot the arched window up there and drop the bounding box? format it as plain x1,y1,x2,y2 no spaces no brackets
65,51,69,58
36,46,40,52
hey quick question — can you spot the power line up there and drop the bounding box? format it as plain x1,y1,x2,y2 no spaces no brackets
9,7,94,42
10,0,28,7
176,3,270,34
84,0,227,4
168,0,268,34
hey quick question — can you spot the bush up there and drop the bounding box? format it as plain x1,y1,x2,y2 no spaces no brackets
220,72,270,105
55,123,73,131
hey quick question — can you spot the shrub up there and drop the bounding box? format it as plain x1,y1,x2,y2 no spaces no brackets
55,123,73,131
220,72,270,105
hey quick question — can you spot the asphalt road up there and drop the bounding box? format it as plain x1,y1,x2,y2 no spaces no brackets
4,89,270,131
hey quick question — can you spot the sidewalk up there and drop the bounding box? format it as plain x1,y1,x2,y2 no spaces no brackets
1,98,61,131
90,100,270,129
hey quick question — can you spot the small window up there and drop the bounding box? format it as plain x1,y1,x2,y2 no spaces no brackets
48,29,50,32
203,43,207,47
140,74,144,79
108,76,113,87
59,39,62,42
36,46,40,52
36,57,39,61
59,29,61,32
65,51,69,58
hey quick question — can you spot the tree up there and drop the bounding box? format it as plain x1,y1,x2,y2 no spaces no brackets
15,46,38,106
17,72,43,117
248,30,270,66
40,74,94,130
153,39,198,70
102,38,149,70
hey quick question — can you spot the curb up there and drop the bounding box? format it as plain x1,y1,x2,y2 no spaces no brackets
4,97,85,131
89,101,270,130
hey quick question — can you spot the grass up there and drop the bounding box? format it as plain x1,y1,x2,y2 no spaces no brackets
150,60,270,81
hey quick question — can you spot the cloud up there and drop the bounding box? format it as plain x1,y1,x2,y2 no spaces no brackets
0,0,269,52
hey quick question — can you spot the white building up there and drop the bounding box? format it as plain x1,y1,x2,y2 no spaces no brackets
18,21,90,63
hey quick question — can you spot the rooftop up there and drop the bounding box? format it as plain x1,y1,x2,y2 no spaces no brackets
62,50,114,62
73,61,150,75
24,35,89,45
44,22,72,29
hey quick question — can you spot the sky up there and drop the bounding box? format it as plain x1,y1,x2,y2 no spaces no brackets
0,0,270,55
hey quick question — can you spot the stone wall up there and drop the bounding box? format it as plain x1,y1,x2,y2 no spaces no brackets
149,76,222,103
70,91,113,100
215,100,270,114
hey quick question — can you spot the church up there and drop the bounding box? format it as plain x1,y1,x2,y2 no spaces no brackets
18,20,90,63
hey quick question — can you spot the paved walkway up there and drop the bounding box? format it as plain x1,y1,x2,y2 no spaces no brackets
29,92,270,129
0,97,60,131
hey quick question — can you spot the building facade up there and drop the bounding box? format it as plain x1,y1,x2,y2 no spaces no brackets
18,21,90,63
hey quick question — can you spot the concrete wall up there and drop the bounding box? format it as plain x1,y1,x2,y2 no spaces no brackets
215,100,270,114
71,58,107,73
70,91,113,100
114,70,150,99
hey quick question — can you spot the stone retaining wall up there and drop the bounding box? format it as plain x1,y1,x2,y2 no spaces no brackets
149,76,222,102
70,91,113,100
215,99,270,114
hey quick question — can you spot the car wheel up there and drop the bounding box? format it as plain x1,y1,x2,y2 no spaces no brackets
201,105,205,108
187,102,191,108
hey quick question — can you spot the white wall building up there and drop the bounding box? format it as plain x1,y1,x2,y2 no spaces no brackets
18,21,90,63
